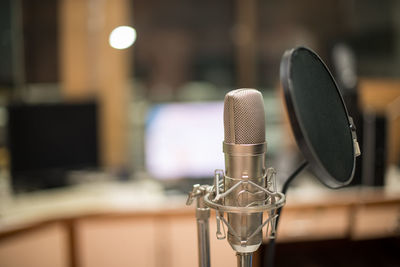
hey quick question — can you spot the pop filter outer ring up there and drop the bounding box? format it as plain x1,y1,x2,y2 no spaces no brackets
280,47,356,188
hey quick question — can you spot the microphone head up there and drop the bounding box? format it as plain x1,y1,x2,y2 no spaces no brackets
224,88,266,144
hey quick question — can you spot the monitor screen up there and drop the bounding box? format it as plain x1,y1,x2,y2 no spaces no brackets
8,102,99,175
145,102,224,180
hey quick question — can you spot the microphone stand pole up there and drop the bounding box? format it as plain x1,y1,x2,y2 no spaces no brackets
237,253,252,267
193,191,256,267
187,185,211,267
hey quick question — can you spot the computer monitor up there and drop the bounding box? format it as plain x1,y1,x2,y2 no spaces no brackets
145,102,224,181
7,102,99,192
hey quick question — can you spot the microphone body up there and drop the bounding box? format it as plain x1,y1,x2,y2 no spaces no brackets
223,89,267,253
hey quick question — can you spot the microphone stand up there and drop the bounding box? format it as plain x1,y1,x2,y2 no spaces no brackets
237,253,252,267
187,184,211,267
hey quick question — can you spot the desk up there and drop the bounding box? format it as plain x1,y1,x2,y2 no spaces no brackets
0,168,400,267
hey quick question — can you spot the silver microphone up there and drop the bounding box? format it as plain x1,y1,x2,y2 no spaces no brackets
223,88,267,253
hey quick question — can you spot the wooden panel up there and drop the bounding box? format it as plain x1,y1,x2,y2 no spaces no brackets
76,217,156,267
59,0,92,98
168,215,236,267
0,223,68,267
97,0,132,168
359,79,400,113
351,203,400,240
167,216,197,267
59,0,132,168
277,206,350,242
359,79,400,164
387,98,400,165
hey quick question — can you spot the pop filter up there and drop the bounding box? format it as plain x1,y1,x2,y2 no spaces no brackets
280,47,360,188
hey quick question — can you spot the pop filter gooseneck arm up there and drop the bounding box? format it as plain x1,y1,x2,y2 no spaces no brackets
280,161,309,196
265,160,309,267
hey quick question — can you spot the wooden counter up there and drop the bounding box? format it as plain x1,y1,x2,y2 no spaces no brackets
0,171,400,267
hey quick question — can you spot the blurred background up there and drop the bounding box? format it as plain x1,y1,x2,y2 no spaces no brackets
0,0,400,266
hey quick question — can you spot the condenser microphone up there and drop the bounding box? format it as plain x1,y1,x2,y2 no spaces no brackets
223,88,267,253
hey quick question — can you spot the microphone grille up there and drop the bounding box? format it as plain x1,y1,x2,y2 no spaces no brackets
224,88,266,144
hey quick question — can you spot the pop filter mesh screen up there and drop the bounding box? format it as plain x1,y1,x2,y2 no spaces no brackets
290,48,354,183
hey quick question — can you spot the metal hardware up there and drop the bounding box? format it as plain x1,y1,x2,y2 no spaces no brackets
349,116,361,157
187,184,211,267
187,168,285,267
237,253,252,267
204,167,285,248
